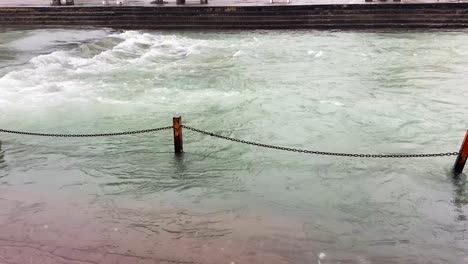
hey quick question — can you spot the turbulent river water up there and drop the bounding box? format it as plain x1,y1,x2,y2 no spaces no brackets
0,28,467,264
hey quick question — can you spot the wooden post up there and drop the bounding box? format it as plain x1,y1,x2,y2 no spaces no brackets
454,130,468,176
176,0,185,4
173,117,183,154
50,0,61,6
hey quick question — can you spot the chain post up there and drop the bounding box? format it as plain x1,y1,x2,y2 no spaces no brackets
173,117,183,154
453,130,468,176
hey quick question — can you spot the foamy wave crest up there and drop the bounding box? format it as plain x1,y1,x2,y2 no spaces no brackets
103,31,206,65
0,30,242,110
27,31,206,73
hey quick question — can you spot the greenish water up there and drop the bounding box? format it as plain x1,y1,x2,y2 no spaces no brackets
0,28,467,263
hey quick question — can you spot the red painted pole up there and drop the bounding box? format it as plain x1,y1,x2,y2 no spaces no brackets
453,130,468,176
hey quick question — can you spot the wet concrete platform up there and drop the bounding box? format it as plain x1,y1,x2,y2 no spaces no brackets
0,0,465,7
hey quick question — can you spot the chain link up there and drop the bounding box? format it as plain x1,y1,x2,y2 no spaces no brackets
182,125,459,158
0,126,173,137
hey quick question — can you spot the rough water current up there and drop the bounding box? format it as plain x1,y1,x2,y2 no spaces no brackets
0,28,467,263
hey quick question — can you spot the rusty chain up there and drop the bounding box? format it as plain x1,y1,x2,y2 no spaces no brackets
0,126,173,137
0,124,460,158
183,125,459,158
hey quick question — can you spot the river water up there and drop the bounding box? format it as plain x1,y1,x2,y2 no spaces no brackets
0,28,467,264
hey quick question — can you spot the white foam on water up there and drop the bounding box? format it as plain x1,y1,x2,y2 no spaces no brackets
318,252,326,264
0,30,248,116
233,50,243,57
319,100,344,106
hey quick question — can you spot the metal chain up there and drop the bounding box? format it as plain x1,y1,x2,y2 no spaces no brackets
0,124,461,158
183,125,459,158
0,126,173,137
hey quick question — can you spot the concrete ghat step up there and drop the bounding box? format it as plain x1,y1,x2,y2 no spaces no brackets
1,13,468,20
0,8,468,17
2,4,468,11
0,14,450,20
1,23,466,30
1,19,467,26
1,8,468,16
1,3,468,29
6,3,467,11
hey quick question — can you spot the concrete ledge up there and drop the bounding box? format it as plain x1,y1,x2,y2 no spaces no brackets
1,3,468,29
